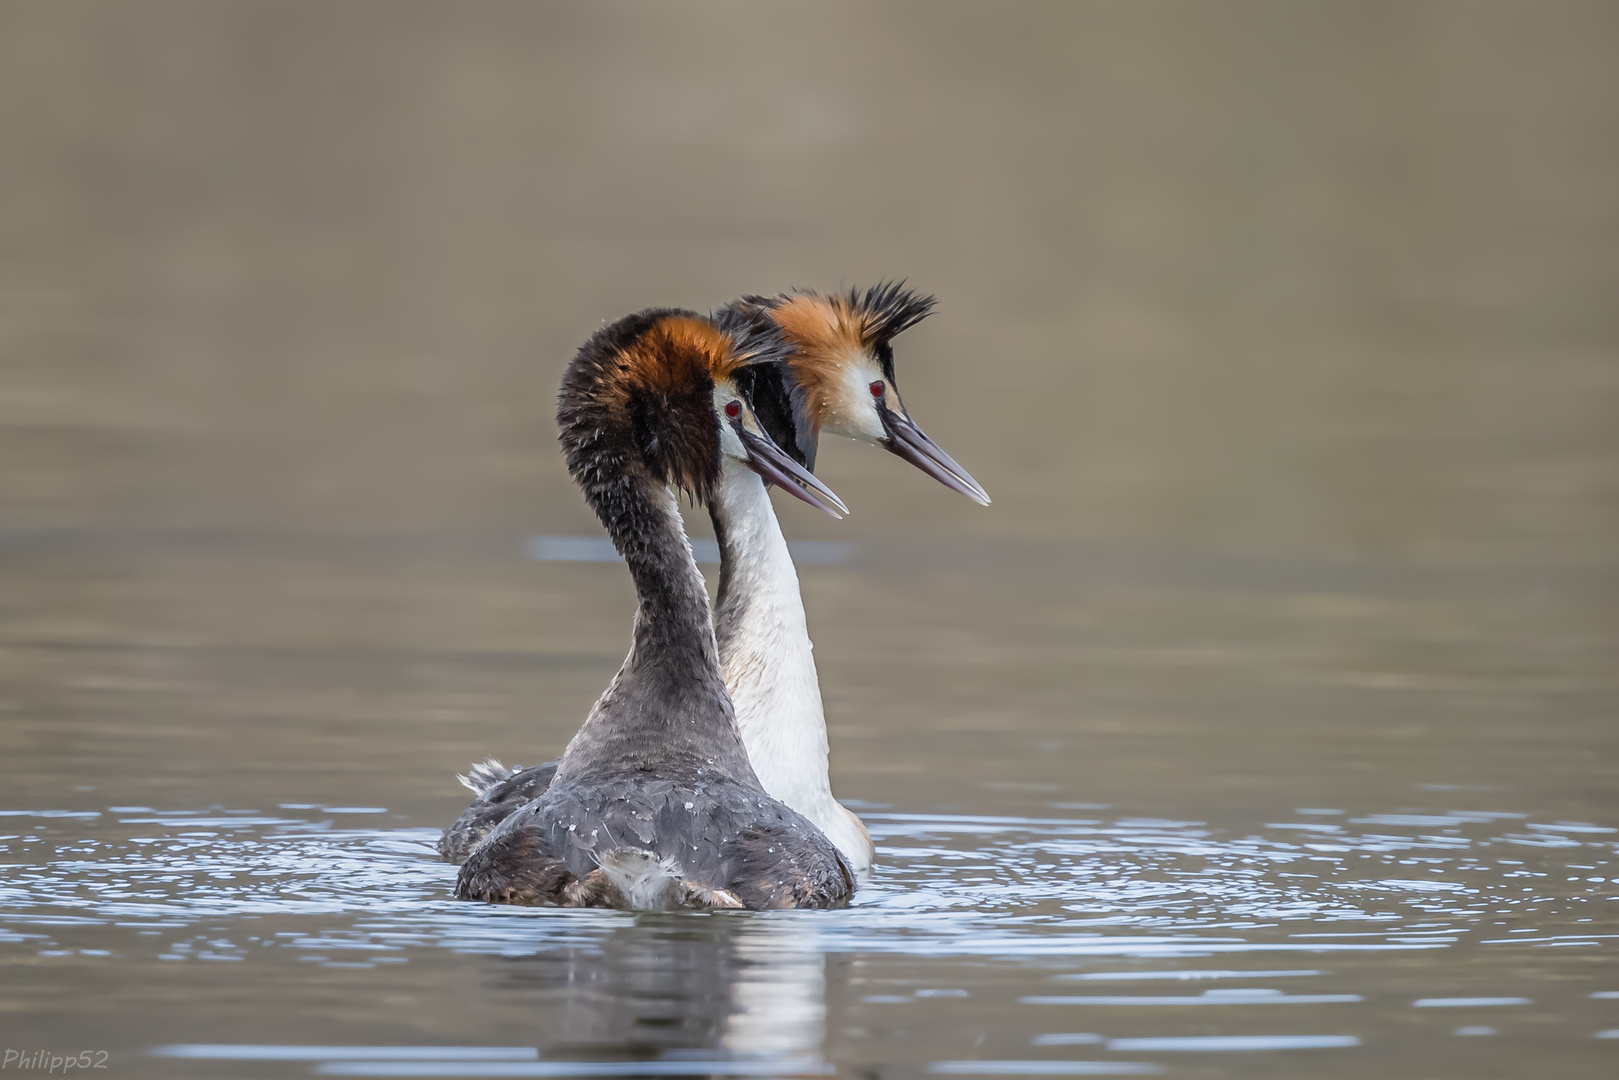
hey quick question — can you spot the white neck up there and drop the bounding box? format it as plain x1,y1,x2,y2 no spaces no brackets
710,461,873,876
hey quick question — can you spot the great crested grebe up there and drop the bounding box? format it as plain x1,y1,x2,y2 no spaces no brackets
440,285,989,877
706,283,988,871
455,310,853,909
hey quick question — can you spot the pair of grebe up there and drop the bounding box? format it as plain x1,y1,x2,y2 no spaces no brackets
445,285,988,910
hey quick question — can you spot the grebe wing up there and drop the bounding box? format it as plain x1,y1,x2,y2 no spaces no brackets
722,818,856,910
454,817,577,905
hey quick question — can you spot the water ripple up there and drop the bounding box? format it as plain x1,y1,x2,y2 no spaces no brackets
1,804,1613,967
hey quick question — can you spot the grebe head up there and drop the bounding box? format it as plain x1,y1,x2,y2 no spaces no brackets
713,374,848,518
558,311,730,508
723,283,991,506
557,308,847,519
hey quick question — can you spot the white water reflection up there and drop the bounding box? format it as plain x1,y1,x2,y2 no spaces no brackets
721,921,826,1062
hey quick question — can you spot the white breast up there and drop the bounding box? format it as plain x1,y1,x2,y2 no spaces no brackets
713,461,873,877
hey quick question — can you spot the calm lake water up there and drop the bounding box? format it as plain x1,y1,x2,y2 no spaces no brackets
2,3,1617,1078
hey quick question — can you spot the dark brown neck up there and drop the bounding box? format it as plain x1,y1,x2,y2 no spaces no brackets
554,468,757,786
616,478,722,684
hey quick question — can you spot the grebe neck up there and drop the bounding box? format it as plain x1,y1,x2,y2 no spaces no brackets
554,471,755,786
711,461,873,873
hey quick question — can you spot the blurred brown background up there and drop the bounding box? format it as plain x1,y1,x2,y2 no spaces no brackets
1,1,1616,822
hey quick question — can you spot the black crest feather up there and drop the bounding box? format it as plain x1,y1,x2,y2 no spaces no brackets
849,280,937,343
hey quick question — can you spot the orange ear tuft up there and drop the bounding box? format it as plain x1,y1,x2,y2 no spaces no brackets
617,315,739,499
620,316,734,395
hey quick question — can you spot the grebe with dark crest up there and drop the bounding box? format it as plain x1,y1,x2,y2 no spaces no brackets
454,311,853,909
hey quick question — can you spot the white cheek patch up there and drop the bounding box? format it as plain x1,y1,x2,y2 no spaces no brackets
711,380,749,460
822,354,888,444
718,419,747,460
712,381,736,414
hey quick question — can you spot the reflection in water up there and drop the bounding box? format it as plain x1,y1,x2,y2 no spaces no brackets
505,921,739,1058
722,921,826,1062
472,916,826,1067
127,838,832,1072
3,803,1617,1074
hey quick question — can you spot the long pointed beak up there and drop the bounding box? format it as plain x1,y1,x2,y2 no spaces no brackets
879,407,992,506
740,427,849,518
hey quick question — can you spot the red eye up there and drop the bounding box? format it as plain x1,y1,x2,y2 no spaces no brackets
724,399,742,419
869,380,885,398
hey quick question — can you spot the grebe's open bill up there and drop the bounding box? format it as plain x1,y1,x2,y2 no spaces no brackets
740,427,848,518
878,407,992,506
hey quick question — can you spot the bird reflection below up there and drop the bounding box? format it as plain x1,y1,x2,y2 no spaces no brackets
721,920,826,1061
482,916,827,1067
